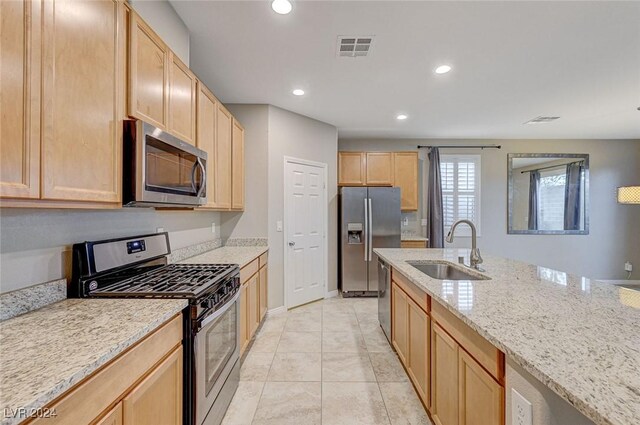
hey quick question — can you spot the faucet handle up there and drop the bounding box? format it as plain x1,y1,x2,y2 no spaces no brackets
470,248,483,267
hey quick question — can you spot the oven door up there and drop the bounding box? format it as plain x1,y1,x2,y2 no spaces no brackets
195,291,240,425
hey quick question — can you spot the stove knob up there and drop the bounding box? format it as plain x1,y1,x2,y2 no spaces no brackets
201,299,214,309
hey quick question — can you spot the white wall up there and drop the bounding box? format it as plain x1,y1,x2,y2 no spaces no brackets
339,138,640,279
268,106,338,308
222,105,270,241
128,0,189,65
0,209,221,293
506,359,595,425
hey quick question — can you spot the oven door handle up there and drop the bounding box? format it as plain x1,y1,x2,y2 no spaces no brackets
198,290,240,330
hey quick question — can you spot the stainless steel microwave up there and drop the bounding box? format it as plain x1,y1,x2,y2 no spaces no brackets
123,120,207,207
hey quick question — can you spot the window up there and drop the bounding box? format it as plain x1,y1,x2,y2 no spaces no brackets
440,155,481,236
537,167,566,231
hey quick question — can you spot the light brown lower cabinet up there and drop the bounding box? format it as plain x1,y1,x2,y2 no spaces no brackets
239,254,269,355
431,322,460,425
391,282,409,364
122,347,182,425
458,350,504,425
95,403,122,425
407,297,430,407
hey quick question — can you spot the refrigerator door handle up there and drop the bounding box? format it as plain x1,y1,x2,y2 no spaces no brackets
368,198,373,261
364,198,368,262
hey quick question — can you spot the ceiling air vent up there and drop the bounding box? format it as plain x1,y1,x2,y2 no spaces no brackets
524,116,560,125
337,36,374,58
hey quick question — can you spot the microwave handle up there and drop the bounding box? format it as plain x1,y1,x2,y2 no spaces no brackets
196,158,206,197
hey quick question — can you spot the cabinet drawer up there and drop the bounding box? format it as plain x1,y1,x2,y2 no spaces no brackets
29,315,182,425
391,269,428,313
259,252,268,268
401,240,427,248
240,258,259,284
431,301,503,382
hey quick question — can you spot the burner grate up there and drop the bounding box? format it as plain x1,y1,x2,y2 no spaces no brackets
90,264,237,298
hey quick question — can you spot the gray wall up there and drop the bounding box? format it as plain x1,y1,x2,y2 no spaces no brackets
339,138,640,279
222,105,270,240
128,0,190,65
268,106,338,308
0,209,221,293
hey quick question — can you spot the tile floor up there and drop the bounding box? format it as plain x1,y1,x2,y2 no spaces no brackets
222,296,433,425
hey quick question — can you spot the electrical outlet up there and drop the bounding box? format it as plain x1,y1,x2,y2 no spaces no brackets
211,223,216,234
511,389,532,425
402,217,409,226
625,261,633,272
421,219,427,226
276,221,283,232
156,227,164,233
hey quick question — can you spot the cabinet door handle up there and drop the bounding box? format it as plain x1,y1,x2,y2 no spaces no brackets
288,241,295,247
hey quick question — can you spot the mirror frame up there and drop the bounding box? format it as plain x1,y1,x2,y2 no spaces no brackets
507,153,590,235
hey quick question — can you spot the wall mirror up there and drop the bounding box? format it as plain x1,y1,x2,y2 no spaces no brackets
508,153,589,235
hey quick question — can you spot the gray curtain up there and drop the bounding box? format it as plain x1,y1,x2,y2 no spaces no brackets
564,162,583,230
426,148,444,247
528,171,540,230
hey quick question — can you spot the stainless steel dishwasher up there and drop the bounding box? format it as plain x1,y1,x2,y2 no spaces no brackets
377,258,391,342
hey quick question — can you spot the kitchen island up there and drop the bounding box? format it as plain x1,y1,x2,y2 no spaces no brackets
375,248,640,425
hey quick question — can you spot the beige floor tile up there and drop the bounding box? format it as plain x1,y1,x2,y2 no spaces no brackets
362,328,394,353
356,310,380,323
322,382,391,425
267,352,321,381
322,301,355,314
288,301,323,315
379,382,433,425
252,382,321,425
221,381,264,425
257,315,287,334
352,298,379,315
322,352,376,382
250,331,281,353
322,331,367,352
284,311,322,332
322,311,360,332
276,331,322,352
240,351,274,381
370,352,409,382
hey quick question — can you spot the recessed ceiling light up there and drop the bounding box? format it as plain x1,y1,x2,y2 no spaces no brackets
271,0,292,15
435,65,452,74
396,114,408,120
292,89,305,96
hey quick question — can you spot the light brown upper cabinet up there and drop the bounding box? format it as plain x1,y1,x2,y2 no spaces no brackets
128,10,169,130
393,152,419,210
196,81,217,208
213,104,233,209
168,53,197,145
338,152,366,186
0,0,41,199
231,119,245,210
40,0,123,204
365,152,394,185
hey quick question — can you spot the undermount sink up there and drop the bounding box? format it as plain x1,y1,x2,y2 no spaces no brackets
407,261,489,281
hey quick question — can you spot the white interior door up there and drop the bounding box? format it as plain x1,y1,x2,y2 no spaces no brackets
285,158,327,308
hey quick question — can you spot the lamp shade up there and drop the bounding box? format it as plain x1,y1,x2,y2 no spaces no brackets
617,186,640,204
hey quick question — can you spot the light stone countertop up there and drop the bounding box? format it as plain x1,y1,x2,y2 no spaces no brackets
374,248,640,425
401,235,429,242
179,245,268,267
0,298,187,425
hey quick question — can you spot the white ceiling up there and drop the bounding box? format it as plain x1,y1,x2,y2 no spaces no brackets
170,0,640,140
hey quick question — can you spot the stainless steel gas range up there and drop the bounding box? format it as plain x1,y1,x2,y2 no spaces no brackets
70,232,239,425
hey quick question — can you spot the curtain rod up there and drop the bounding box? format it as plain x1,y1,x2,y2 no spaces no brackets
520,160,584,174
416,145,501,150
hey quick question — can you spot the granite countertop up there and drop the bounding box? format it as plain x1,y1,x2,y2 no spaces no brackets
0,298,187,425
401,235,429,242
179,245,268,268
374,248,640,425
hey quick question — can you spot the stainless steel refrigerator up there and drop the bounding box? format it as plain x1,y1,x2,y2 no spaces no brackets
339,187,401,296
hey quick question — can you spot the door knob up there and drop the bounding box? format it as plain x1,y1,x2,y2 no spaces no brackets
288,241,295,247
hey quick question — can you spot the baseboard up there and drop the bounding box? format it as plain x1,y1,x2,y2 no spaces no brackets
267,306,287,315
325,290,339,299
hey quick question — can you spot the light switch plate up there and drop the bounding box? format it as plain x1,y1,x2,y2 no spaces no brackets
511,388,533,425
211,223,216,234
276,221,283,232
421,219,427,226
156,227,164,233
